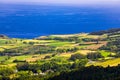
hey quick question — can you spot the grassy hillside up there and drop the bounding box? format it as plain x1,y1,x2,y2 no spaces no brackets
0,28,120,80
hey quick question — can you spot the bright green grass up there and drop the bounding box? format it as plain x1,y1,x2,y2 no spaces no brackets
51,56,69,64
78,44,94,49
49,41,73,47
99,50,115,57
0,39,8,45
0,56,8,62
0,48,5,51
5,55,32,64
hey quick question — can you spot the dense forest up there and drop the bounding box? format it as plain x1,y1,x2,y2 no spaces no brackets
49,65,120,80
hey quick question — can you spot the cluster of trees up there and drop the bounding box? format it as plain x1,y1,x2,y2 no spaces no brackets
2,63,120,80
90,28,120,35
87,52,104,60
37,36,102,44
0,67,15,76
7,64,120,80
70,52,103,61
49,65,120,80
0,56,11,64
37,36,80,42
100,38,120,57
0,67,15,80
69,54,85,61
100,41,119,51
37,35,101,43
1,28,120,80
23,41,41,45
56,47,79,53
0,45,56,56
0,45,80,56
98,30,120,58
16,59,88,73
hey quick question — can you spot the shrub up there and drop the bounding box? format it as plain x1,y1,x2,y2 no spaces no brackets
87,52,104,60
70,53,85,61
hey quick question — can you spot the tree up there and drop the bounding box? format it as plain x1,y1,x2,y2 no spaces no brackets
37,70,42,74
87,52,104,60
70,53,85,61
44,55,51,59
71,59,88,68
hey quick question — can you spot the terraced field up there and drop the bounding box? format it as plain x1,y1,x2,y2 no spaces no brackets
86,58,120,67
0,30,119,75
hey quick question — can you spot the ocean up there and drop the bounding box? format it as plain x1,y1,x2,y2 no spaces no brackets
0,4,120,38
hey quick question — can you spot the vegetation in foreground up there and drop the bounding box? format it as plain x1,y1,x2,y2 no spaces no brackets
0,28,120,80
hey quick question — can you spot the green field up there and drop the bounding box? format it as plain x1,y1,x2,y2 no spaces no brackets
0,30,120,80
86,58,120,67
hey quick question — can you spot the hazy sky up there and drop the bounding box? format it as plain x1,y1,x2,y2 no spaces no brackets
0,0,120,5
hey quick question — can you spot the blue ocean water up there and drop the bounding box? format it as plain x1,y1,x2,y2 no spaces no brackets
0,4,120,38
